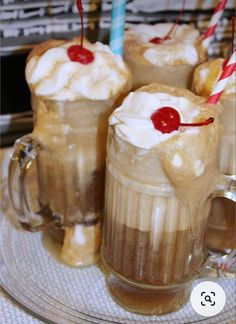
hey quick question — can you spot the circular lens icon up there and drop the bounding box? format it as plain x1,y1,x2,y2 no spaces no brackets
190,281,226,317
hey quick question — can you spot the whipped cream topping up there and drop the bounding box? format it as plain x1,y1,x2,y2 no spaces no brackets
199,66,235,96
125,23,200,66
110,91,200,149
26,41,129,101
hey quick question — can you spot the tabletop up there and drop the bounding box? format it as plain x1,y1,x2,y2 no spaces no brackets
0,288,43,324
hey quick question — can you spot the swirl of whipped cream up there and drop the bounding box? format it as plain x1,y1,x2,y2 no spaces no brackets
26,41,130,101
125,23,200,66
109,91,200,149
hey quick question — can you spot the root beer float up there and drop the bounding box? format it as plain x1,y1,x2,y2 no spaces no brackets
192,56,236,253
101,83,225,314
124,22,207,90
123,0,229,92
8,1,131,267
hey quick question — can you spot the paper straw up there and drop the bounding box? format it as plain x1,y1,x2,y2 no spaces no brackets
109,0,126,56
202,0,227,49
207,49,236,104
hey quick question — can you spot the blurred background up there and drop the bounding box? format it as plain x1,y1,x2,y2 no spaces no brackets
0,0,235,146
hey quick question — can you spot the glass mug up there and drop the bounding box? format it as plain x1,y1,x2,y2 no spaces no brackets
207,98,236,253
191,60,236,254
123,24,207,90
8,95,118,267
101,127,236,315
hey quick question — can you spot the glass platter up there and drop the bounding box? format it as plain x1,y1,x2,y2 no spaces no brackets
0,179,235,324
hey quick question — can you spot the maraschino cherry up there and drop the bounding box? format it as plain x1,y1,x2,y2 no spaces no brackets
151,107,214,134
150,35,171,45
150,0,186,44
67,0,94,64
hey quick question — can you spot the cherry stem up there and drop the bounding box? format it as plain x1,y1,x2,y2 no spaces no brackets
232,16,235,54
77,0,84,48
180,117,214,127
164,0,186,39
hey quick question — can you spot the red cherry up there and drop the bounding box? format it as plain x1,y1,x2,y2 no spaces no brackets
67,45,94,64
67,1,94,64
149,36,171,44
150,37,162,44
151,107,180,133
151,106,214,134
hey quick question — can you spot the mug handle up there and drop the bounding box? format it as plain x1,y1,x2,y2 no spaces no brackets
202,174,236,277
210,174,236,202
8,134,55,231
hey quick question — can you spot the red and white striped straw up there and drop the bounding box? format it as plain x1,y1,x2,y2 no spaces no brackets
202,0,227,49
207,49,236,104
